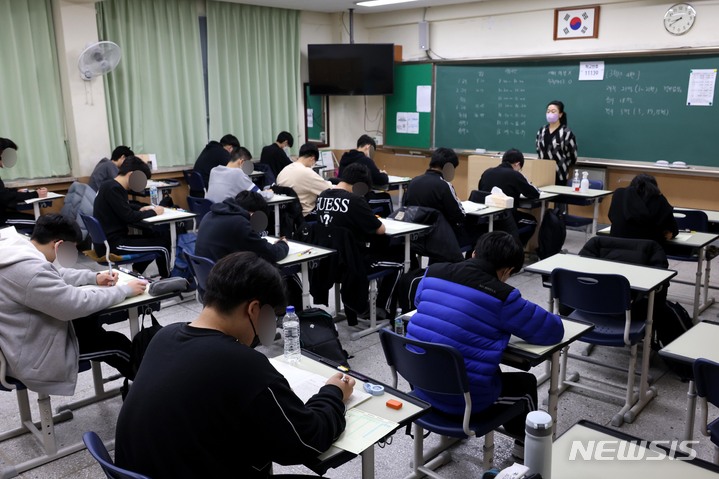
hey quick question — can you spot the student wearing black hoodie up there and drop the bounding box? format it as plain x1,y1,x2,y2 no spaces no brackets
338,134,388,188
608,173,678,248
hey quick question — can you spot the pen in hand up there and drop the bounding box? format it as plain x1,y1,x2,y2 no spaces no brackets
107,261,114,286
298,248,313,256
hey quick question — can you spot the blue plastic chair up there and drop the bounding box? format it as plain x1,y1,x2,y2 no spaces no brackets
183,252,215,304
182,169,206,198
83,431,151,479
186,196,214,229
80,213,159,269
377,329,525,475
550,268,645,426
667,208,710,261
693,358,719,464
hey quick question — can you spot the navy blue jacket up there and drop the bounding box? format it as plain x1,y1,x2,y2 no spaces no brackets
407,258,564,414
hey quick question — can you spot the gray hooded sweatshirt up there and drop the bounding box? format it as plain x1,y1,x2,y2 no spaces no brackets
0,230,133,395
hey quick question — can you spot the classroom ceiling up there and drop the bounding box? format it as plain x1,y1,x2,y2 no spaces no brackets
229,0,484,14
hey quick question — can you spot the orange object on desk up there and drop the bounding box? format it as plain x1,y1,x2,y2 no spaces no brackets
386,399,403,410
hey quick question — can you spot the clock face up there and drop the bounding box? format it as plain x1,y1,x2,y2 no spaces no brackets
664,3,696,35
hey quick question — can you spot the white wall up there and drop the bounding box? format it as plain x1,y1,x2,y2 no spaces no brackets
54,0,719,175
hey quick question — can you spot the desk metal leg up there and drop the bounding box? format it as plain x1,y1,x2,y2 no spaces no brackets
169,222,178,269
274,204,281,236
129,306,140,339
591,200,599,236
300,263,311,310
397,185,404,206
692,248,715,321
488,215,494,232
625,290,658,423
32,203,41,220
684,380,697,442
360,445,375,479
403,234,411,273
547,350,560,439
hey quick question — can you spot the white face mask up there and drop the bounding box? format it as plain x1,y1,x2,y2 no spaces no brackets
54,241,78,268
283,146,292,158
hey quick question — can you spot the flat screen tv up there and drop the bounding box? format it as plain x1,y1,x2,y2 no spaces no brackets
308,43,394,96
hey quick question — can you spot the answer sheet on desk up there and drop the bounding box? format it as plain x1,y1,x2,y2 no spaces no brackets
331,408,399,455
461,200,488,213
269,358,371,410
263,237,308,256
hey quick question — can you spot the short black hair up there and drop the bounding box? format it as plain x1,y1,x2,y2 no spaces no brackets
220,134,241,152
202,251,287,315
473,231,524,275
31,214,81,245
429,147,459,169
111,146,134,162
0,138,18,153
340,163,371,186
235,190,269,217
356,134,376,150
117,155,152,179
502,148,525,168
277,131,294,148
630,173,660,199
235,146,252,162
299,143,319,161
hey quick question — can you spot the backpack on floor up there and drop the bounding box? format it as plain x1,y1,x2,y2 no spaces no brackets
653,300,694,380
394,267,427,314
536,207,566,260
297,307,350,367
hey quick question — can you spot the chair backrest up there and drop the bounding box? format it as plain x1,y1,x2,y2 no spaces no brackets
550,268,631,315
80,213,112,262
468,189,490,204
694,358,719,407
186,196,214,227
183,169,206,194
82,431,151,479
184,252,215,301
673,209,709,233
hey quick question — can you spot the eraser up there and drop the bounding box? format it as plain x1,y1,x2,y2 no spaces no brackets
386,399,403,410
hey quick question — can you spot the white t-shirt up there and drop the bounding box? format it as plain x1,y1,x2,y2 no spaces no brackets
276,161,332,216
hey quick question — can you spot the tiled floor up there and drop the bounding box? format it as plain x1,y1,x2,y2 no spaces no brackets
1,227,718,478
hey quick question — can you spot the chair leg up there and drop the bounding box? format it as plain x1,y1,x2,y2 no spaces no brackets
351,279,388,340
56,362,121,413
482,430,495,471
714,444,719,465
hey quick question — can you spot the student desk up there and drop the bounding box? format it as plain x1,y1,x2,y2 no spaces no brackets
23,192,64,219
658,320,719,442
386,175,412,205
379,218,431,273
598,226,718,322
525,253,677,426
517,190,560,219
269,236,336,310
461,200,509,232
266,193,296,236
552,420,719,478
59,270,182,413
675,207,719,225
141,208,197,269
539,184,614,236
274,350,430,479
402,310,593,437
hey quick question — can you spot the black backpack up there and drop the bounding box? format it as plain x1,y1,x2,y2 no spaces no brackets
653,300,694,380
297,308,350,367
537,207,566,259
130,310,164,377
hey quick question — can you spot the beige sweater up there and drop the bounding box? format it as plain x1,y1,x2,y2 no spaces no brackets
276,161,331,216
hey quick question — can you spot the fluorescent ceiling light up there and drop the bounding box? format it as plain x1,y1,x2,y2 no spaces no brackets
356,0,420,7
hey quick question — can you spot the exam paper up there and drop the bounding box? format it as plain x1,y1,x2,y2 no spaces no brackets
461,201,489,213
330,408,399,455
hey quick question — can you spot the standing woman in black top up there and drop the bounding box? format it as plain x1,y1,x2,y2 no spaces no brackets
536,100,578,185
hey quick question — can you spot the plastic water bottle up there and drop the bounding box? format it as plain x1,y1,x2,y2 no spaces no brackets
580,171,590,193
524,410,553,479
149,185,159,206
571,170,580,192
394,310,405,336
283,306,301,364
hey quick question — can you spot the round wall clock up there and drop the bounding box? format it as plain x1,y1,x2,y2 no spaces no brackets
664,3,696,35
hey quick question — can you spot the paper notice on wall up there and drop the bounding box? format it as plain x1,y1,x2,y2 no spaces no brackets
417,85,432,112
397,112,420,134
307,108,314,128
687,69,716,106
578,61,604,81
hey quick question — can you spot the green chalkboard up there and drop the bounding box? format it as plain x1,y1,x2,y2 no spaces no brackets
384,63,432,149
434,55,719,166
304,84,326,143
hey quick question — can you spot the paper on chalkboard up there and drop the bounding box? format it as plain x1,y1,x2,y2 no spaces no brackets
417,85,432,112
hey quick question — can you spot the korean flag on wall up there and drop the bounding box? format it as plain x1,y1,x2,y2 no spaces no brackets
556,7,598,39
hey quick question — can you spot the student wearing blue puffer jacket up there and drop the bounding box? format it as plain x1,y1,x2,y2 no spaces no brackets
406,231,564,446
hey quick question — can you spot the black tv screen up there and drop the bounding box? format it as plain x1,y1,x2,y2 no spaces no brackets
308,43,394,96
